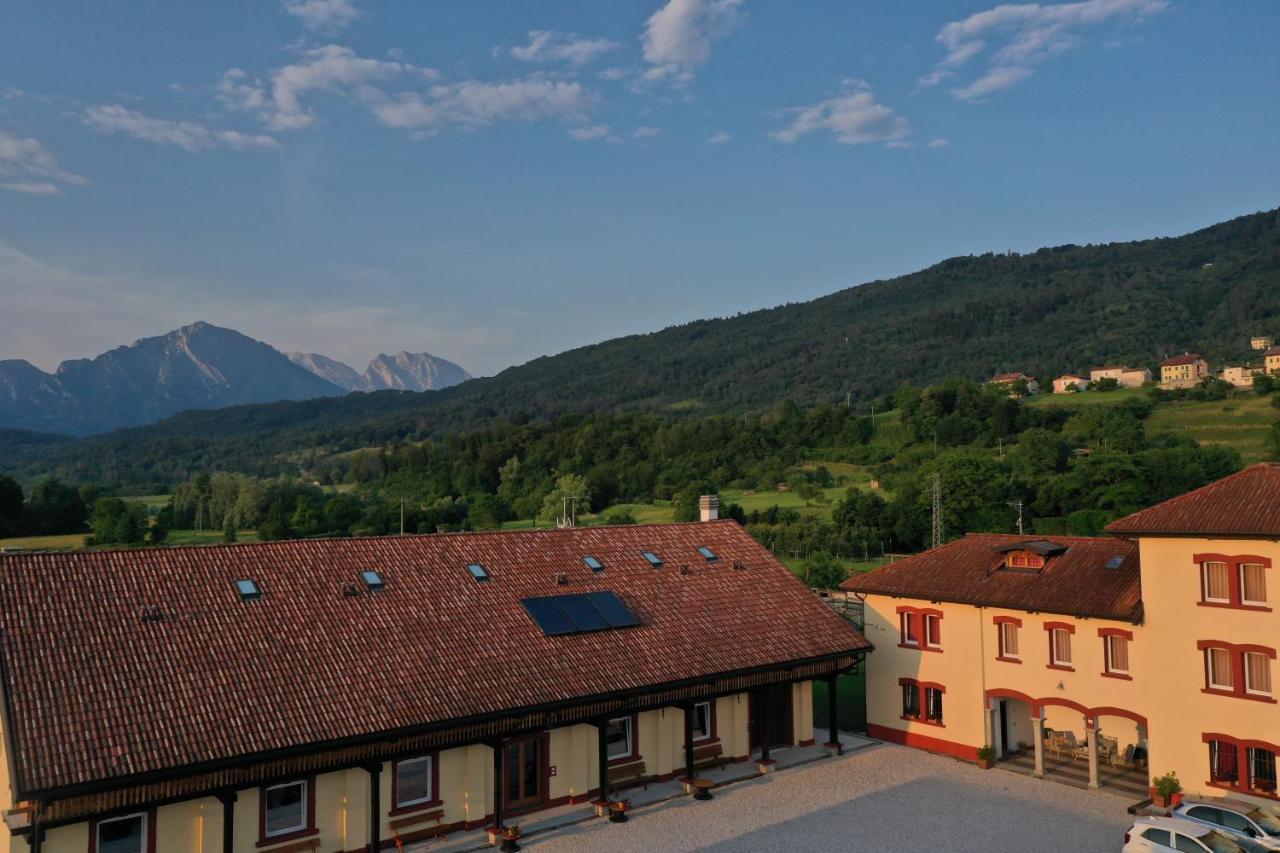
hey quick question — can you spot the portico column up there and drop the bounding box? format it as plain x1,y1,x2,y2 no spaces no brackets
595,719,610,803
217,790,237,853
492,740,505,830
1086,721,1100,789
986,705,998,756
366,762,382,852
759,693,771,762
1032,717,1045,777
825,673,841,753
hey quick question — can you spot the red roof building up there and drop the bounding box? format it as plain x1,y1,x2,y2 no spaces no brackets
1106,462,1280,538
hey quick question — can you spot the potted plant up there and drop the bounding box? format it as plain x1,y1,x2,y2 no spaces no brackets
499,824,522,853
1151,772,1183,808
1254,778,1277,796
976,745,996,770
608,797,631,823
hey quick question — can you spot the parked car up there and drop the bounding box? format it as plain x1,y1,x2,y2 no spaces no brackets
1173,799,1280,850
1123,816,1269,852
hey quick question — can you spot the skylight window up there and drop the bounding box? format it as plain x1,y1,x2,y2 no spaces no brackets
641,551,663,568
467,563,490,582
235,579,261,601
583,556,604,572
697,546,718,562
1105,555,1126,570
361,570,385,590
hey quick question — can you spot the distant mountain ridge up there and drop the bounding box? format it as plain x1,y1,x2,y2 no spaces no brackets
286,350,471,393
0,323,471,436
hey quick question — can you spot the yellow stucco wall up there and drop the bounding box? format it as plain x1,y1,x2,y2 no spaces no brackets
6,688,792,853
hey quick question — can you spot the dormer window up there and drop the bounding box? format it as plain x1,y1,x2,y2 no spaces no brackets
1005,551,1045,570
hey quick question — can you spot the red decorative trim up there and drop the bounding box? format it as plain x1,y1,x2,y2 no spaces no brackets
1197,640,1277,703
984,688,1036,708
1098,627,1133,640
1198,601,1272,613
257,776,317,848
798,738,816,747
1194,554,1271,610
1101,671,1133,681
996,656,1023,664
1046,663,1075,672
992,616,1023,627
1043,621,1076,633
88,810,158,853
1036,697,1093,718
1201,733,1280,800
389,753,442,817
867,723,979,762
896,606,943,650
1091,707,1147,726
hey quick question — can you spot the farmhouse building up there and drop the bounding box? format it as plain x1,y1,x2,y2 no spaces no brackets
989,373,1040,396
1251,336,1273,351
1266,346,1280,376
1160,354,1210,390
845,464,1280,807
1220,365,1258,388
1051,374,1088,394
0,520,870,853
1089,365,1150,388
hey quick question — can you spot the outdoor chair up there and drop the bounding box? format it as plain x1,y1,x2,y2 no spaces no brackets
1113,744,1136,770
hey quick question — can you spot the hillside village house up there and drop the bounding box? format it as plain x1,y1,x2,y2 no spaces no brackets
1220,365,1259,388
845,464,1280,808
1266,347,1280,375
1051,374,1089,394
0,517,870,853
1160,354,1211,390
1251,336,1273,351
1089,365,1151,389
989,372,1040,396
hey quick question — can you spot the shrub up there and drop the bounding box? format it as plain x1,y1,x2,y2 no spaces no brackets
1152,771,1182,799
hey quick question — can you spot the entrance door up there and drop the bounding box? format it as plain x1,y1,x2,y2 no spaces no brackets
504,736,544,811
999,700,1010,757
748,685,794,750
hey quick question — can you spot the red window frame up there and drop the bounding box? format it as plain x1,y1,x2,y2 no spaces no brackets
1099,627,1133,680
88,810,157,853
993,615,1022,663
1044,621,1075,671
257,776,318,847
1197,641,1277,704
390,753,443,817
898,678,945,727
1194,553,1272,612
1202,733,1280,800
896,606,943,652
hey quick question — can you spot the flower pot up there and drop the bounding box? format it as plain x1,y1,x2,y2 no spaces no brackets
977,758,992,770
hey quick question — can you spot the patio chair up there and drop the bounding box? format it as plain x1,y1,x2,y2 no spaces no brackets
1113,744,1136,770
1098,736,1118,766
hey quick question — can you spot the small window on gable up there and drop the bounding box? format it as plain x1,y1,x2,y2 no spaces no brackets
583,555,604,572
235,579,261,601
1005,551,1045,570
467,563,489,582
697,546,718,562
361,570,385,591
641,551,663,568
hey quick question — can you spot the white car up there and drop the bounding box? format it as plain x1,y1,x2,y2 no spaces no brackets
1123,815,1269,852
1173,799,1280,850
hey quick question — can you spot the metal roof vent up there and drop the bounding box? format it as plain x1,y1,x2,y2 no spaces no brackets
139,606,166,624
555,571,569,585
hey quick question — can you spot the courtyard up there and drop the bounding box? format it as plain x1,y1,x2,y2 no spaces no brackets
504,738,1134,853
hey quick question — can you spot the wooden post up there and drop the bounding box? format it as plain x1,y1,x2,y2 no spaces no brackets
826,673,841,754
760,691,771,762
596,720,610,803
492,740,504,830
217,790,237,853
683,703,696,781
366,762,382,852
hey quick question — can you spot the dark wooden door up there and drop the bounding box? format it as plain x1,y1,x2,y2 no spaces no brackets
748,685,793,749
505,736,544,810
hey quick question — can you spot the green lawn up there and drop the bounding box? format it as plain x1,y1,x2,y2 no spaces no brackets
1146,395,1278,463
0,529,257,551
1025,386,1150,408
812,671,867,734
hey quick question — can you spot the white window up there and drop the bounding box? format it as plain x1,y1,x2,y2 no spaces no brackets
1050,629,1072,667
1203,562,1230,603
1207,647,1234,690
264,780,308,838
1105,635,1130,675
395,755,434,808
900,612,918,646
924,688,944,723
998,623,1020,659
96,813,146,853
606,717,633,761
1245,652,1273,697
691,701,713,741
924,614,942,649
1241,564,1268,606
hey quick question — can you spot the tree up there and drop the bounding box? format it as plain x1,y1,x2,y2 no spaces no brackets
24,477,88,535
538,474,589,525
0,475,23,537
222,515,237,543
1254,373,1276,396
89,498,147,546
803,551,847,590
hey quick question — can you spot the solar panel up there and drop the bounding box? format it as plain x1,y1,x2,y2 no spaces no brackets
521,597,576,635
554,594,609,631
583,556,604,571
697,546,718,561
641,551,663,567
584,591,640,628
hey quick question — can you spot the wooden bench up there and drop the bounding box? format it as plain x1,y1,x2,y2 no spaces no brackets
258,839,320,853
692,741,728,773
607,759,647,788
389,808,444,835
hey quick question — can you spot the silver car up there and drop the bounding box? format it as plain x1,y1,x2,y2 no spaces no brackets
1173,798,1280,850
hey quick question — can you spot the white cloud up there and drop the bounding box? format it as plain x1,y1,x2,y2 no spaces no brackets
925,0,1168,100
598,67,628,81
568,124,620,142
511,31,620,66
771,82,909,146
633,126,662,138
283,0,360,33
641,0,745,85
370,79,590,131
928,137,950,148
707,130,731,144
0,128,87,195
83,105,278,152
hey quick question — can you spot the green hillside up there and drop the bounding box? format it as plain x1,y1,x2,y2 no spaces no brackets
5,206,1280,487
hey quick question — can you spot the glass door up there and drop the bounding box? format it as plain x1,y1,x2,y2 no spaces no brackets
505,736,544,810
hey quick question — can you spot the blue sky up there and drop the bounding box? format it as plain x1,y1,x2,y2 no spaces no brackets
2,0,1278,376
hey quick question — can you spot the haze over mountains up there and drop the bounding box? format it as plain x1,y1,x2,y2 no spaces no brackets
0,322,470,436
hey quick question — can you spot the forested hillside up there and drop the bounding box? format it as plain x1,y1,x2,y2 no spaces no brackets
4,206,1279,487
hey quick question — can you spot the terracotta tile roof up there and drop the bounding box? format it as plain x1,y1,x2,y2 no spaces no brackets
1161,353,1204,366
991,372,1034,382
1266,346,1280,356
1106,463,1280,537
0,521,869,795
841,534,1141,623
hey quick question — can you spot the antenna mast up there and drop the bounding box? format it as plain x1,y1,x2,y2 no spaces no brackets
931,472,943,549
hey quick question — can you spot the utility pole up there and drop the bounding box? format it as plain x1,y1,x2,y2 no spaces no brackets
931,472,943,550
400,498,405,535
1008,499,1024,535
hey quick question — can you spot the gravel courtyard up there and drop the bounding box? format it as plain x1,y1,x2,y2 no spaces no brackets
525,742,1133,852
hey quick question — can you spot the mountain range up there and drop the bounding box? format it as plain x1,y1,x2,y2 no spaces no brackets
4,206,1278,487
0,323,470,436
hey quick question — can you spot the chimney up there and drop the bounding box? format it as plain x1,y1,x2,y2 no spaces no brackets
699,494,719,522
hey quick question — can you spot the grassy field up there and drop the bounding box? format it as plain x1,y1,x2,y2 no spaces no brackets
0,529,257,552
1025,387,1149,408
812,671,867,733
